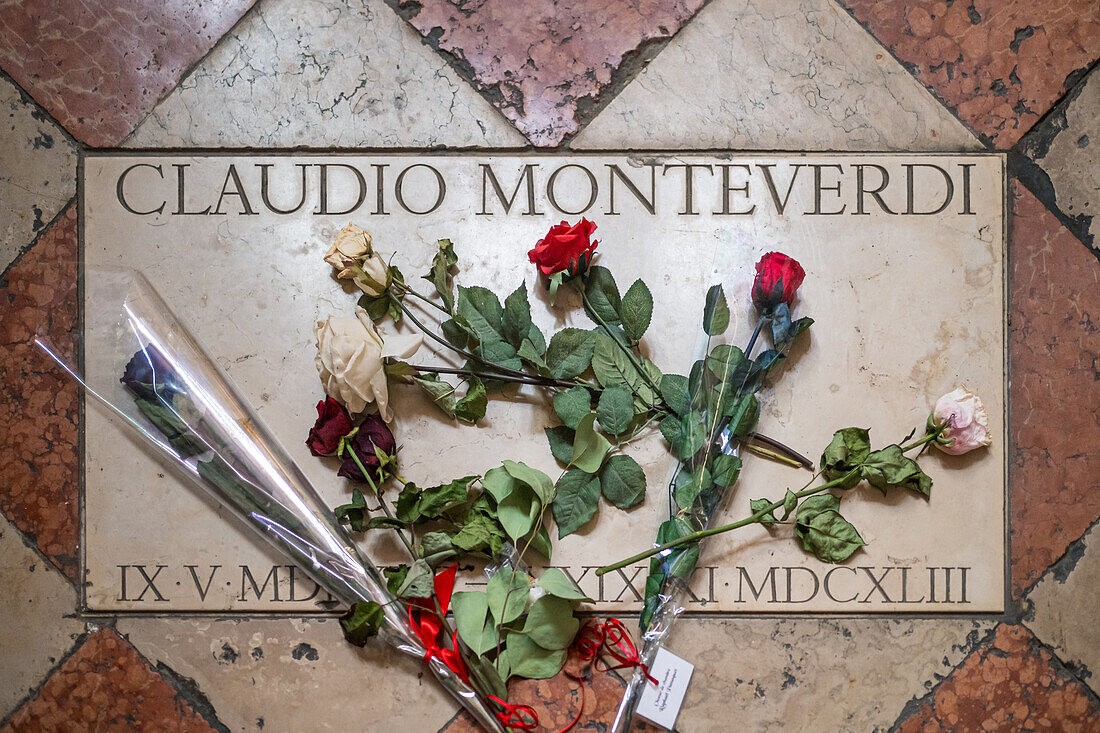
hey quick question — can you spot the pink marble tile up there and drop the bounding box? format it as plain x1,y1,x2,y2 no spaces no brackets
396,0,707,146
0,0,257,146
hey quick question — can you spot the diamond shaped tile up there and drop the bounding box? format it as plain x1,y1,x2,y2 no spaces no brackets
0,0,257,145
391,0,708,146
573,0,980,150
1008,181,1100,596
127,0,524,148
0,202,78,582
838,0,1100,147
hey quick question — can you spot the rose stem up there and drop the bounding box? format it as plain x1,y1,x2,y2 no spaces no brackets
392,281,450,315
405,363,574,389
746,432,813,469
596,431,940,575
744,315,766,357
742,442,803,469
345,445,416,557
391,295,591,391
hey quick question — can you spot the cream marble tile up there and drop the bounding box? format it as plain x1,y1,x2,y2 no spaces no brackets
117,616,456,732
124,0,524,149
664,616,995,732
81,152,1005,613
573,0,981,151
0,76,77,272
0,513,85,719
1024,522,1100,695
1021,67,1098,249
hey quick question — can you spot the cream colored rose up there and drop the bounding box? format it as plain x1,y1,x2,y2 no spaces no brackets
932,387,992,455
314,307,421,420
324,223,390,297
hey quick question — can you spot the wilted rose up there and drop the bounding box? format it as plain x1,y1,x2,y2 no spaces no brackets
121,346,180,400
932,387,992,455
315,307,421,420
337,414,397,482
325,223,390,297
751,251,806,313
528,219,598,278
306,396,354,456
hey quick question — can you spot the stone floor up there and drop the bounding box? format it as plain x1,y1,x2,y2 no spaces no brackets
1,0,1097,731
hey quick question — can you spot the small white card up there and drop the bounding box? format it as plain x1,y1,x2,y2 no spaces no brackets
635,647,695,730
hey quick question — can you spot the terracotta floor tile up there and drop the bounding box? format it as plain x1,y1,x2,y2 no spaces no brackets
2,627,217,733
0,202,78,581
1008,181,1100,596
839,0,1100,147
0,0,257,146
393,0,707,146
894,624,1099,733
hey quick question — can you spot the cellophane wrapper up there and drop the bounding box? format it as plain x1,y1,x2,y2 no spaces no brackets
612,250,749,732
37,267,504,733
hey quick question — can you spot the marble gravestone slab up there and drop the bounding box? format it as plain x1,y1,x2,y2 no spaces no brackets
82,153,1006,614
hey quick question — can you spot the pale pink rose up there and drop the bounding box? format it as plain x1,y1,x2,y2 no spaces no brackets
932,387,992,455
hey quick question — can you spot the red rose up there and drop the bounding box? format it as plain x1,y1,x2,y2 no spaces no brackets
307,397,354,456
528,218,598,277
751,252,805,312
338,413,397,482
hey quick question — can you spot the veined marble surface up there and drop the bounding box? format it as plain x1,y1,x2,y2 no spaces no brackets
82,152,1005,614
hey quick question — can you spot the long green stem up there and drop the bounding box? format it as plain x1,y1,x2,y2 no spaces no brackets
345,445,416,557
406,363,575,390
393,282,451,315
597,431,941,575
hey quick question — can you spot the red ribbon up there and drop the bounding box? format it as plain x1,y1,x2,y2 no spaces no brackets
408,563,469,684
488,695,539,731
573,618,657,686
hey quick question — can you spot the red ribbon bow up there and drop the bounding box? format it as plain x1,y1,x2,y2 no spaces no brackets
408,563,469,684
574,618,657,686
488,695,539,731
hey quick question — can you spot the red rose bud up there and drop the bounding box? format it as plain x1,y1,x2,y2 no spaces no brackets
307,397,355,456
338,413,397,482
751,251,806,312
528,218,598,278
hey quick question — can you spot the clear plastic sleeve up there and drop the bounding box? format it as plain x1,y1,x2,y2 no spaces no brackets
35,267,504,733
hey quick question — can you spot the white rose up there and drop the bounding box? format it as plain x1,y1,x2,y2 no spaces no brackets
314,307,421,421
324,223,390,297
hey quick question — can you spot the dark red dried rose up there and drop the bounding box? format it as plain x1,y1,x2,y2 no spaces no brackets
751,251,806,312
337,413,397,482
307,397,354,456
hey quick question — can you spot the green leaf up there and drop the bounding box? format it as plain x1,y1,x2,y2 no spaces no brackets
523,595,580,650
591,332,639,390
726,394,760,435
750,498,777,527
334,490,369,532
677,412,708,461
705,343,746,385
498,485,540,542
673,466,711,510
545,328,595,379
456,285,505,344
518,339,547,370
418,476,476,518
552,470,601,538
659,413,683,452
544,426,575,465
596,387,634,435
413,373,457,419
659,373,690,417
134,395,207,458
710,454,742,487
529,523,553,560
481,466,520,504
583,266,622,326
467,653,508,701
795,503,866,563
419,531,454,558
553,386,591,430
367,516,407,531
340,601,384,647
358,292,389,322
454,376,487,424
487,567,530,625
441,318,469,350
536,568,593,602
600,454,646,509
862,444,932,496
782,489,798,520
423,238,457,312
569,413,612,473
502,283,534,350
383,565,409,596
503,633,567,680
621,279,653,342
702,284,730,336
451,513,505,557
452,591,498,656
396,559,434,598
666,544,700,580
820,428,871,490
502,460,555,506
395,482,421,523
